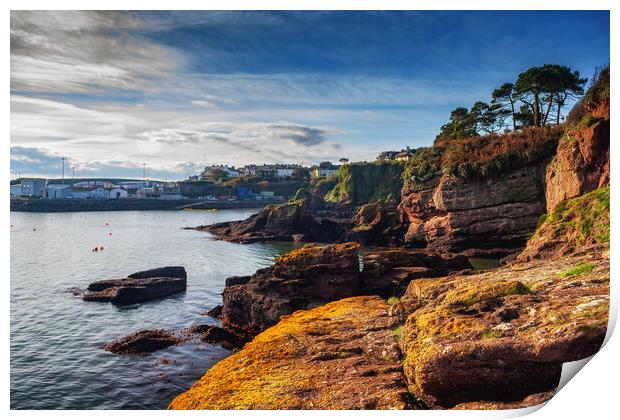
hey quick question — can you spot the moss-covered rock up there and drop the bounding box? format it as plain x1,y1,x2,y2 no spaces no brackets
397,247,609,408
518,186,609,261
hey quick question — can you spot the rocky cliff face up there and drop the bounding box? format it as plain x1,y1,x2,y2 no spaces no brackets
545,101,610,212
170,296,415,409
220,243,361,339
399,164,548,256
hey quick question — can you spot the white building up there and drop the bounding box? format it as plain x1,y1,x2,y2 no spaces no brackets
46,184,72,199
21,179,47,197
201,165,240,179
10,184,22,198
275,168,295,178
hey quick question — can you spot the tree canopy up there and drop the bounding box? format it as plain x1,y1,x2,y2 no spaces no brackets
436,64,587,140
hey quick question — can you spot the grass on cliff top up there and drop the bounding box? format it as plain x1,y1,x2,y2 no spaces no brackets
325,161,404,205
403,125,563,189
533,186,610,250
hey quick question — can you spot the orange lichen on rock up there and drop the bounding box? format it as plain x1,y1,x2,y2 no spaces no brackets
397,246,609,408
169,296,415,410
274,242,359,265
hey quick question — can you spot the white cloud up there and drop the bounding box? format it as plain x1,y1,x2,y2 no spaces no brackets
10,11,185,93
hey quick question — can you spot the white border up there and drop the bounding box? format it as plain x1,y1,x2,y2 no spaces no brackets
3,2,617,419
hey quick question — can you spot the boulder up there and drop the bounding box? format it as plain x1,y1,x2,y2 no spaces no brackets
83,266,187,304
169,296,416,409
360,249,473,297
104,329,181,355
184,324,243,349
220,242,360,340
397,249,609,408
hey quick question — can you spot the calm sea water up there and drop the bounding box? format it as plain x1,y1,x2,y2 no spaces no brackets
10,209,299,409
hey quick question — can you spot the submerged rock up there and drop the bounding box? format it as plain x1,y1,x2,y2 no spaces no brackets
82,266,187,305
104,329,181,355
169,296,415,409
220,242,361,340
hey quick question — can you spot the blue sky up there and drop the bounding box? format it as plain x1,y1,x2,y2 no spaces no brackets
10,10,609,179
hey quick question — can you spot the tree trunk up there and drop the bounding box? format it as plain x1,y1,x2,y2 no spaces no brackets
533,94,541,127
510,98,516,131
543,93,553,126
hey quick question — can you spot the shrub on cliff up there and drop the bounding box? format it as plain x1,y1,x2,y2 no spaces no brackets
403,125,562,189
566,65,609,126
325,161,404,205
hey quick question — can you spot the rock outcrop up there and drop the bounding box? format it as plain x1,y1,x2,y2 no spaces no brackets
197,199,345,243
169,296,416,409
545,69,610,212
399,165,548,256
104,329,181,354
342,200,407,247
396,247,609,408
518,187,609,262
220,242,361,340
360,249,473,297
83,266,187,305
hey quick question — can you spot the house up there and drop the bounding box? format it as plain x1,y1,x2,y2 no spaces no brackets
105,186,127,199
136,187,161,199
159,184,184,200
21,179,47,197
201,165,239,180
311,162,339,178
46,184,72,199
394,150,415,161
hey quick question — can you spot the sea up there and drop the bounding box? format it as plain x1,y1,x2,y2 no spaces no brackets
10,209,299,409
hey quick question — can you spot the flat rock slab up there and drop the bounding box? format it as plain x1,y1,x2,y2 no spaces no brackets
83,266,187,305
104,329,181,355
169,296,416,410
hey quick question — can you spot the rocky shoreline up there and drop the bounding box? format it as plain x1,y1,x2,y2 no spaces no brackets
99,79,610,410
166,88,610,409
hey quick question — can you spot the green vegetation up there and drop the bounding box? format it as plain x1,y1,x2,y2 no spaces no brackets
436,64,586,141
533,186,610,248
325,161,404,205
560,263,596,278
387,297,400,305
393,325,403,341
567,65,609,126
403,125,562,189
481,329,502,340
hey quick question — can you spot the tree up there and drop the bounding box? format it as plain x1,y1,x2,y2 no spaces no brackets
436,107,477,140
339,157,350,165
492,82,517,131
514,64,586,127
544,64,587,124
479,103,511,134
514,104,535,129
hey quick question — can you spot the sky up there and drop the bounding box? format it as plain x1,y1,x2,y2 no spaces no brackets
10,10,610,180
